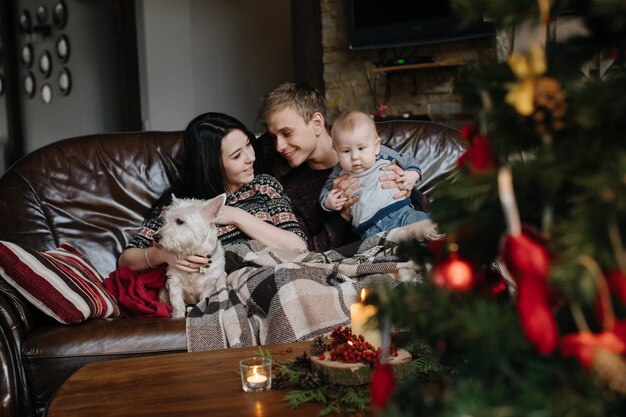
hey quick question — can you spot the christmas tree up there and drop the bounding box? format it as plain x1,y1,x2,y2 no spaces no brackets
372,1,626,415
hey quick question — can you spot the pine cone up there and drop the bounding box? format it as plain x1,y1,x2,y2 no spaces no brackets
532,76,567,134
593,348,626,394
323,384,343,400
292,351,312,372
298,371,323,389
272,367,291,390
310,337,327,356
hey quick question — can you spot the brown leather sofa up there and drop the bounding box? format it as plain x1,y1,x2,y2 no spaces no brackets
0,120,464,417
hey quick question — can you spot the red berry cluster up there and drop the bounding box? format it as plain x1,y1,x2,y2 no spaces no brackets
324,326,398,365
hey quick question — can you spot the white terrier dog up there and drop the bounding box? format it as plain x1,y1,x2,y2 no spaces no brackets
156,194,227,318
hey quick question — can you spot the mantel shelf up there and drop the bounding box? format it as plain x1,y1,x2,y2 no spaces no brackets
372,59,474,74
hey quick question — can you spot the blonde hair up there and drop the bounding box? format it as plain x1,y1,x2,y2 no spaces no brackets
331,110,377,142
260,82,327,126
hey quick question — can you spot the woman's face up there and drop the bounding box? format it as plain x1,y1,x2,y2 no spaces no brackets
220,129,256,194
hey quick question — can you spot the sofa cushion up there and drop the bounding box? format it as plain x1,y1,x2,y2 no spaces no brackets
0,241,120,324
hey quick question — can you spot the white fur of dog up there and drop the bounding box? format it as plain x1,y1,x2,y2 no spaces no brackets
156,194,227,318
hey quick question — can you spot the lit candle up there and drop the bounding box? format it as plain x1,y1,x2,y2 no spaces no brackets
240,357,271,392
350,289,382,349
246,366,268,388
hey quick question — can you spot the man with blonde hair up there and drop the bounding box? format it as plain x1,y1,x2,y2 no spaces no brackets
261,82,415,250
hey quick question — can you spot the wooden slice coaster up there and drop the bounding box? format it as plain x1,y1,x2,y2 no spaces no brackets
310,349,412,386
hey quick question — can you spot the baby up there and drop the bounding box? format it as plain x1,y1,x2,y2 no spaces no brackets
319,110,428,238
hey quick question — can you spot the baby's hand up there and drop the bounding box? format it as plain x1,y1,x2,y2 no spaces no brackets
397,170,420,191
323,189,347,211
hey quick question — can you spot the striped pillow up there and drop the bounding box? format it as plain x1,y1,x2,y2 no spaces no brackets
0,241,120,324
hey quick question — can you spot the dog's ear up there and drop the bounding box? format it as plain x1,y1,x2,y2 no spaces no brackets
204,193,226,220
171,194,179,204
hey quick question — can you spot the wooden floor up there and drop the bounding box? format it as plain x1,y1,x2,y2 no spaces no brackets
46,342,325,417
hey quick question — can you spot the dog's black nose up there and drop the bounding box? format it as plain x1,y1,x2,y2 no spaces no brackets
153,233,162,243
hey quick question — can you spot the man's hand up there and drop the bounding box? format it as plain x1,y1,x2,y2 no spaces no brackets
380,164,419,199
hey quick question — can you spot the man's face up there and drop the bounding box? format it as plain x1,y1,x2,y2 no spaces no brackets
266,106,319,168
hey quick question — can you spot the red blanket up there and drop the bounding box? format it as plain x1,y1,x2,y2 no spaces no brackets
103,266,172,318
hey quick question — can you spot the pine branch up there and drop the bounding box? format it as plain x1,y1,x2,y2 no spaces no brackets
285,389,326,407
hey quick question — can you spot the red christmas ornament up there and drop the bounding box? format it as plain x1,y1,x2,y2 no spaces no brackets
502,230,558,355
561,330,626,370
614,320,626,344
469,134,497,172
460,124,477,140
606,269,626,306
501,231,550,284
516,278,559,355
457,128,497,173
483,268,509,297
427,238,448,263
433,253,475,292
370,363,395,408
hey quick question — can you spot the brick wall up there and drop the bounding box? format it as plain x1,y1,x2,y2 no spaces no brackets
320,0,496,128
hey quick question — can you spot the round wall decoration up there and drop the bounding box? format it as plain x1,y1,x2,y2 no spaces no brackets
53,1,68,29
21,44,33,68
36,5,48,25
19,10,32,33
56,35,70,62
41,83,53,104
39,50,52,78
24,72,36,98
58,67,71,95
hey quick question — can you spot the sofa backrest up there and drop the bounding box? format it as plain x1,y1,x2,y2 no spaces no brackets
0,121,463,277
375,120,463,195
0,131,184,277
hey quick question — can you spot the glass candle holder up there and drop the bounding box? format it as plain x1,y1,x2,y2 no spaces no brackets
240,357,272,392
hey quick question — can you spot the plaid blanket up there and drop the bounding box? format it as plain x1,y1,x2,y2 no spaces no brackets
185,220,439,352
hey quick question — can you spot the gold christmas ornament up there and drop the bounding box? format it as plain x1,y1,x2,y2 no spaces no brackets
506,45,547,116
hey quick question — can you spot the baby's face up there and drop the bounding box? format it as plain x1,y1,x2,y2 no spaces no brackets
333,124,381,173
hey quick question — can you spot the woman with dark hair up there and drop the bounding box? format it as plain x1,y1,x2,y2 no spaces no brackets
118,112,308,273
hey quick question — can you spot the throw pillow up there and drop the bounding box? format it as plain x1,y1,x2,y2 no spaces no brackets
0,241,120,324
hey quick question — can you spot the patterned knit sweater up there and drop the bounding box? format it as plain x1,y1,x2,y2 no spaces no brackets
126,174,307,249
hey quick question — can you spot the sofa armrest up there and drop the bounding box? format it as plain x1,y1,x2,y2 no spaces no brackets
0,285,39,417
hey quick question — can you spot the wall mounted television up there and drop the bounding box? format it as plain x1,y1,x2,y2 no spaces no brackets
347,0,494,50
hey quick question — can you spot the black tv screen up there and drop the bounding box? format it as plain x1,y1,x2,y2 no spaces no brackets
347,0,494,50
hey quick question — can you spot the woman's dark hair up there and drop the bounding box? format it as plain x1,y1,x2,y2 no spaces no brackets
156,112,267,207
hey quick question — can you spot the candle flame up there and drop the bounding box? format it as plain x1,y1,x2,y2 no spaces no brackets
360,288,367,302
252,365,259,376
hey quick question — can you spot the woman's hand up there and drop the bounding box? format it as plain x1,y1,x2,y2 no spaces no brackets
163,250,212,273
217,205,242,226
217,205,307,252
379,165,419,199
119,246,211,273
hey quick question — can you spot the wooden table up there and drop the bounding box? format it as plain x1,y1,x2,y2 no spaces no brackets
46,342,324,417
